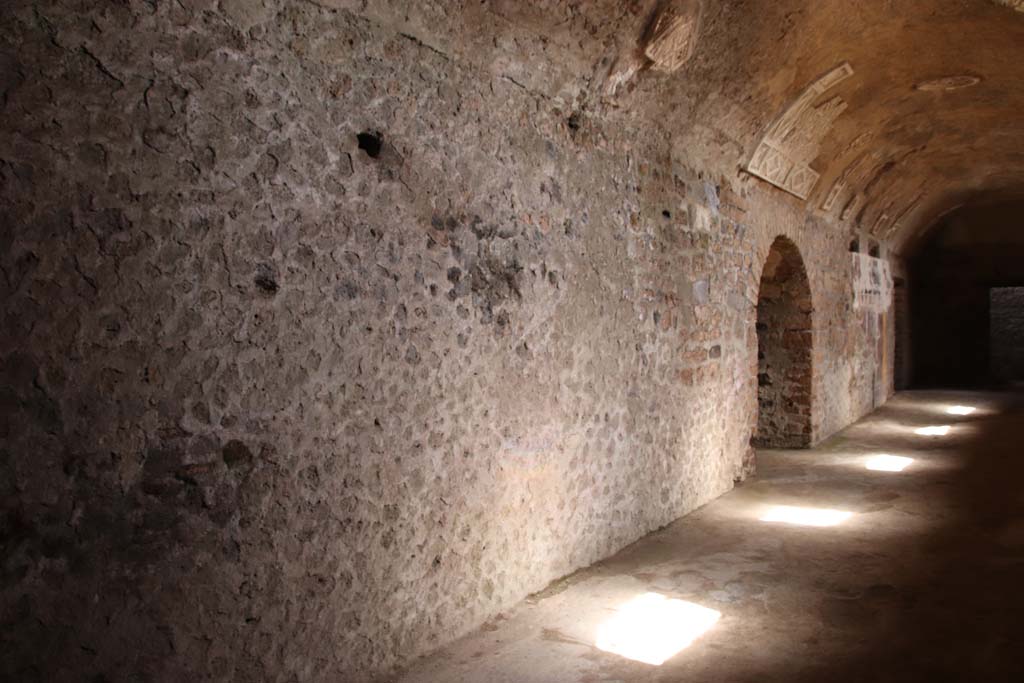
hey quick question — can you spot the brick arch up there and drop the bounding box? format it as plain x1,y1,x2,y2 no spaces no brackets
752,236,814,448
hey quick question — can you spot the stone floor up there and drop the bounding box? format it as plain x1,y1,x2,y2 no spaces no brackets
389,391,1024,682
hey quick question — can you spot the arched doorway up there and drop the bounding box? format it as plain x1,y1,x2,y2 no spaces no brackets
752,236,813,448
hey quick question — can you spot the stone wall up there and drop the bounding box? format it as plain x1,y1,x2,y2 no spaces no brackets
0,2,892,681
990,288,1024,383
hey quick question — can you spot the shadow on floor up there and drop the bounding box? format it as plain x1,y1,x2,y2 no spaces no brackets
778,390,1024,683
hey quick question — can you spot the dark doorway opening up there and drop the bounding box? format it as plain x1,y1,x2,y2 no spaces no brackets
893,277,910,390
907,201,1024,388
752,236,814,448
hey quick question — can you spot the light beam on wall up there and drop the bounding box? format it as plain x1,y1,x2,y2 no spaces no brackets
865,454,914,472
915,425,950,436
760,505,853,527
595,593,720,666
946,405,976,416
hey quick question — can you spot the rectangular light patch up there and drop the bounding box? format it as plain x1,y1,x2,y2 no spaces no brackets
760,505,852,527
595,593,720,665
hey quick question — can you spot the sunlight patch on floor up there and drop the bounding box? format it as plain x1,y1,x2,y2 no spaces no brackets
946,405,976,416
595,593,720,665
865,454,914,472
915,425,951,436
760,505,853,527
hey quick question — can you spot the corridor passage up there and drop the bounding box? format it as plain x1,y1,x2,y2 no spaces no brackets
392,391,1024,682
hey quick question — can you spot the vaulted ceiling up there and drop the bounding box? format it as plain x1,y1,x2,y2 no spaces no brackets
359,0,1024,253
639,0,1024,252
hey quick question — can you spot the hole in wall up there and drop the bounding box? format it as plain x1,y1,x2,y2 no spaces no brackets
849,237,860,253
662,210,672,219
868,240,881,258
222,440,253,469
254,264,279,295
357,131,383,158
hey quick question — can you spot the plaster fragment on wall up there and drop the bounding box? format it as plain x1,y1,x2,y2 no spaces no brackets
994,0,1024,12
822,143,875,214
872,212,890,233
829,150,883,218
644,1,702,72
851,253,892,312
604,54,645,98
746,63,854,200
703,180,720,215
689,202,713,232
837,131,874,159
840,193,863,221
821,178,846,211
914,75,981,91
883,193,924,237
